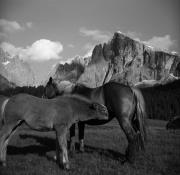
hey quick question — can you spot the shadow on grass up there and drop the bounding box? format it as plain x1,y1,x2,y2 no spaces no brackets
7,144,53,156
7,134,126,163
84,145,126,163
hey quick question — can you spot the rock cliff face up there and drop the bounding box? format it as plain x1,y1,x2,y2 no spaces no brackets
0,74,16,91
0,48,35,86
52,56,85,83
52,32,180,87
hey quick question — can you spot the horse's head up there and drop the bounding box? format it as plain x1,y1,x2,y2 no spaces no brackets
44,77,60,99
44,77,75,99
89,103,108,120
79,101,108,122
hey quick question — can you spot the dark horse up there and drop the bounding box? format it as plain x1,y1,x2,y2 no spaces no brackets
44,77,147,163
0,93,108,170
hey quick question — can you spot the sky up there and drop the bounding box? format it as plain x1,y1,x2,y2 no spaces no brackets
0,0,180,84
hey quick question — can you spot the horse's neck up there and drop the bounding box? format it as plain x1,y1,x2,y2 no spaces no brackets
73,86,93,99
73,86,105,105
91,87,105,105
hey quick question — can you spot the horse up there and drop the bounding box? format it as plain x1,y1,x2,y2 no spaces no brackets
0,93,108,170
44,77,147,163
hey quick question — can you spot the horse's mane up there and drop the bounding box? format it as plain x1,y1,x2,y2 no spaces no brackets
62,94,92,104
73,83,92,92
74,83,88,88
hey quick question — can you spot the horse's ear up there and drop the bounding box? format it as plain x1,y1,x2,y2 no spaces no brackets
71,83,78,92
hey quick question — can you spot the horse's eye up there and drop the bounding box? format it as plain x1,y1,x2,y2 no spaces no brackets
89,103,98,110
89,104,95,110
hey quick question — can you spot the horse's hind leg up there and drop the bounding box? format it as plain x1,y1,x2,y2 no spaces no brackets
55,125,70,170
0,120,23,166
117,117,138,163
78,122,85,152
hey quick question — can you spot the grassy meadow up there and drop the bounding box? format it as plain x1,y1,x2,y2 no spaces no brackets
0,119,180,175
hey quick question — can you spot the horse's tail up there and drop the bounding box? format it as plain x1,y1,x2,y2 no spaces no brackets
131,87,147,151
0,98,9,127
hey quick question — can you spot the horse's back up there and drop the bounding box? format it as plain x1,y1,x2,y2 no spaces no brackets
75,82,134,118
5,94,53,122
4,94,63,130
104,81,132,94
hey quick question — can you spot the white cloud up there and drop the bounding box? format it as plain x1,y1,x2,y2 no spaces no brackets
0,19,33,41
126,31,141,41
25,39,63,61
0,39,63,61
0,19,24,33
143,35,175,51
117,29,176,51
80,27,111,42
26,22,33,28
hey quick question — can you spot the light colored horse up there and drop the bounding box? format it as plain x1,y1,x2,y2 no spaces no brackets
0,93,108,170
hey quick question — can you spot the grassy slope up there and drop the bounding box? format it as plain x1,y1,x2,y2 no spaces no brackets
0,119,180,175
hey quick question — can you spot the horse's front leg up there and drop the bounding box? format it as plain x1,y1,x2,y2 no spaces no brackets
61,135,69,170
55,125,70,170
78,122,85,152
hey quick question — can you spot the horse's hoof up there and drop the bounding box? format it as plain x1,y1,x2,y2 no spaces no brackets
79,146,84,153
125,144,136,164
0,162,6,167
53,155,57,161
126,155,135,164
69,150,74,158
69,146,75,153
2,162,6,167
63,163,70,170
120,156,127,165
79,140,84,152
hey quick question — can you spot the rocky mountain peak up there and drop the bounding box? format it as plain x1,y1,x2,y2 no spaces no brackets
0,47,35,87
50,31,180,88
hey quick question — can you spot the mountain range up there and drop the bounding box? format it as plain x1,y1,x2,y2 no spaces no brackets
0,32,180,89
52,32,180,88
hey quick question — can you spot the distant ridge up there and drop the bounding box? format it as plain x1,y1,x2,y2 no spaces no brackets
0,48,35,87
0,74,16,91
